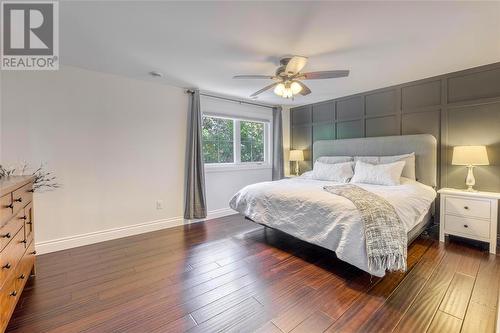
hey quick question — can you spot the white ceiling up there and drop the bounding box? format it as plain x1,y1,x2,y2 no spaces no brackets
61,1,500,106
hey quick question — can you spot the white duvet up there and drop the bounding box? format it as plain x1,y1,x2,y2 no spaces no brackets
229,177,436,276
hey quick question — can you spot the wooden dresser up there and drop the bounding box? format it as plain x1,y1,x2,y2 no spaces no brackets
0,176,36,332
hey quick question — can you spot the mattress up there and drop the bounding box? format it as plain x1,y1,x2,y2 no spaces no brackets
229,177,436,277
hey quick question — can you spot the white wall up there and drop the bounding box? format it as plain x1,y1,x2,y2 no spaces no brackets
206,168,271,211
201,95,273,211
1,66,282,253
1,66,195,253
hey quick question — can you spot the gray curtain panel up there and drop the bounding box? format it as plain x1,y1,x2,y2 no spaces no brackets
272,106,284,180
184,89,207,219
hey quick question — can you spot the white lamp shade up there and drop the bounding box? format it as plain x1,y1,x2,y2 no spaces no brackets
289,150,304,162
452,146,489,166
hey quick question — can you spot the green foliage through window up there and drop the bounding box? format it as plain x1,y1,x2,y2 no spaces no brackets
202,116,234,163
240,121,264,162
202,116,266,164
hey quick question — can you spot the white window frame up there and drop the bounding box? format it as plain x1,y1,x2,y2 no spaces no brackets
202,114,272,172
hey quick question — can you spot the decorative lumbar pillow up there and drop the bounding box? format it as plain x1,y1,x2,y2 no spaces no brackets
350,160,406,186
354,153,416,180
312,161,354,183
316,156,353,164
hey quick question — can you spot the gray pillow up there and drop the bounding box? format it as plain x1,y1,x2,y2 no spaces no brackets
354,153,416,180
316,156,353,164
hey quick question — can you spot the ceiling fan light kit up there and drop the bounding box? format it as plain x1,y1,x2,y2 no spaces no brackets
274,81,303,99
233,55,350,99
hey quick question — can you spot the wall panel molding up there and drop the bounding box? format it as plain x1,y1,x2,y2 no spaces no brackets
447,67,500,103
290,62,500,197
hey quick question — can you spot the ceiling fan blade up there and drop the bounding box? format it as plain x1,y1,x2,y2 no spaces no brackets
302,70,349,80
233,75,274,80
297,82,311,96
285,56,308,75
250,82,279,98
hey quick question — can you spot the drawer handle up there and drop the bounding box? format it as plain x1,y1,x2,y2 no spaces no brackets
464,206,469,210
2,263,11,269
1,232,11,238
18,274,25,280
20,215,27,220
6,203,13,209
27,221,33,225
30,251,37,255
20,239,27,244
464,224,469,228
9,291,17,297
14,197,22,203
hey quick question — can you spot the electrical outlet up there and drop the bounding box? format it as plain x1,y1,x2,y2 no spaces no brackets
156,200,164,210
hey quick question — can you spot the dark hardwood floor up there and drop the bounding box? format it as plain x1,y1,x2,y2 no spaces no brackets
7,214,499,332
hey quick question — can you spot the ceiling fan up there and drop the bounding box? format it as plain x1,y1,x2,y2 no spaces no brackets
233,56,349,99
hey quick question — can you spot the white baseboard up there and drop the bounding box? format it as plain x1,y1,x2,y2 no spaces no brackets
207,207,236,218
35,207,237,255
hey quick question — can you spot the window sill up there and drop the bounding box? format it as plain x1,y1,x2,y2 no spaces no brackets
204,163,272,173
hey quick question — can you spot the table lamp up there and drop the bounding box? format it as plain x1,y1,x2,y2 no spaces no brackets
289,150,304,176
452,145,489,191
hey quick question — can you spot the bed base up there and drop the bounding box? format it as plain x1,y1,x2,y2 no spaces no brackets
244,210,432,248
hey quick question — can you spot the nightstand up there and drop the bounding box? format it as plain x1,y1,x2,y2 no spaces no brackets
438,188,500,254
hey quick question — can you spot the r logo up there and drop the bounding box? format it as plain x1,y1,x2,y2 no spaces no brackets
1,1,58,70
3,3,53,55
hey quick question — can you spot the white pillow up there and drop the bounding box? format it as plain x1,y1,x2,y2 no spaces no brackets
354,153,415,180
351,160,406,186
312,161,354,183
316,156,353,164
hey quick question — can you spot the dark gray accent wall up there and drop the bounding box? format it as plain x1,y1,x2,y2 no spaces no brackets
290,62,500,196
291,62,500,243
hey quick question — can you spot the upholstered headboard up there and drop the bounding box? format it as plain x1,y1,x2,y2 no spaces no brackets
313,134,437,187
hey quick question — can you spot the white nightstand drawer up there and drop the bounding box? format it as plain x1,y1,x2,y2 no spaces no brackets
439,188,499,254
445,196,490,219
445,215,490,239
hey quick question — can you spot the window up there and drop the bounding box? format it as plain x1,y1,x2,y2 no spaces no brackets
202,115,269,167
240,121,264,162
202,116,234,163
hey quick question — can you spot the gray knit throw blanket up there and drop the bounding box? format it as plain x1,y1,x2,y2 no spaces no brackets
324,184,407,272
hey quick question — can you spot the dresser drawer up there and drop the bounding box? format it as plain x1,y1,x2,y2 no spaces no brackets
0,193,13,227
18,241,35,278
15,250,34,291
12,183,33,216
0,229,26,284
0,273,20,326
445,214,490,239
25,240,36,267
0,210,24,252
445,196,490,219
23,203,34,248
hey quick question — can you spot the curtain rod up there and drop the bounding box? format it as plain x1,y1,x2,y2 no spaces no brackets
186,89,275,109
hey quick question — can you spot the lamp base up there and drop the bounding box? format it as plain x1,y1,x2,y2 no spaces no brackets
465,165,476,192
466,186,477,192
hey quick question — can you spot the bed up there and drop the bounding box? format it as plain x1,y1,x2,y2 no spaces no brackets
229,134,437,277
